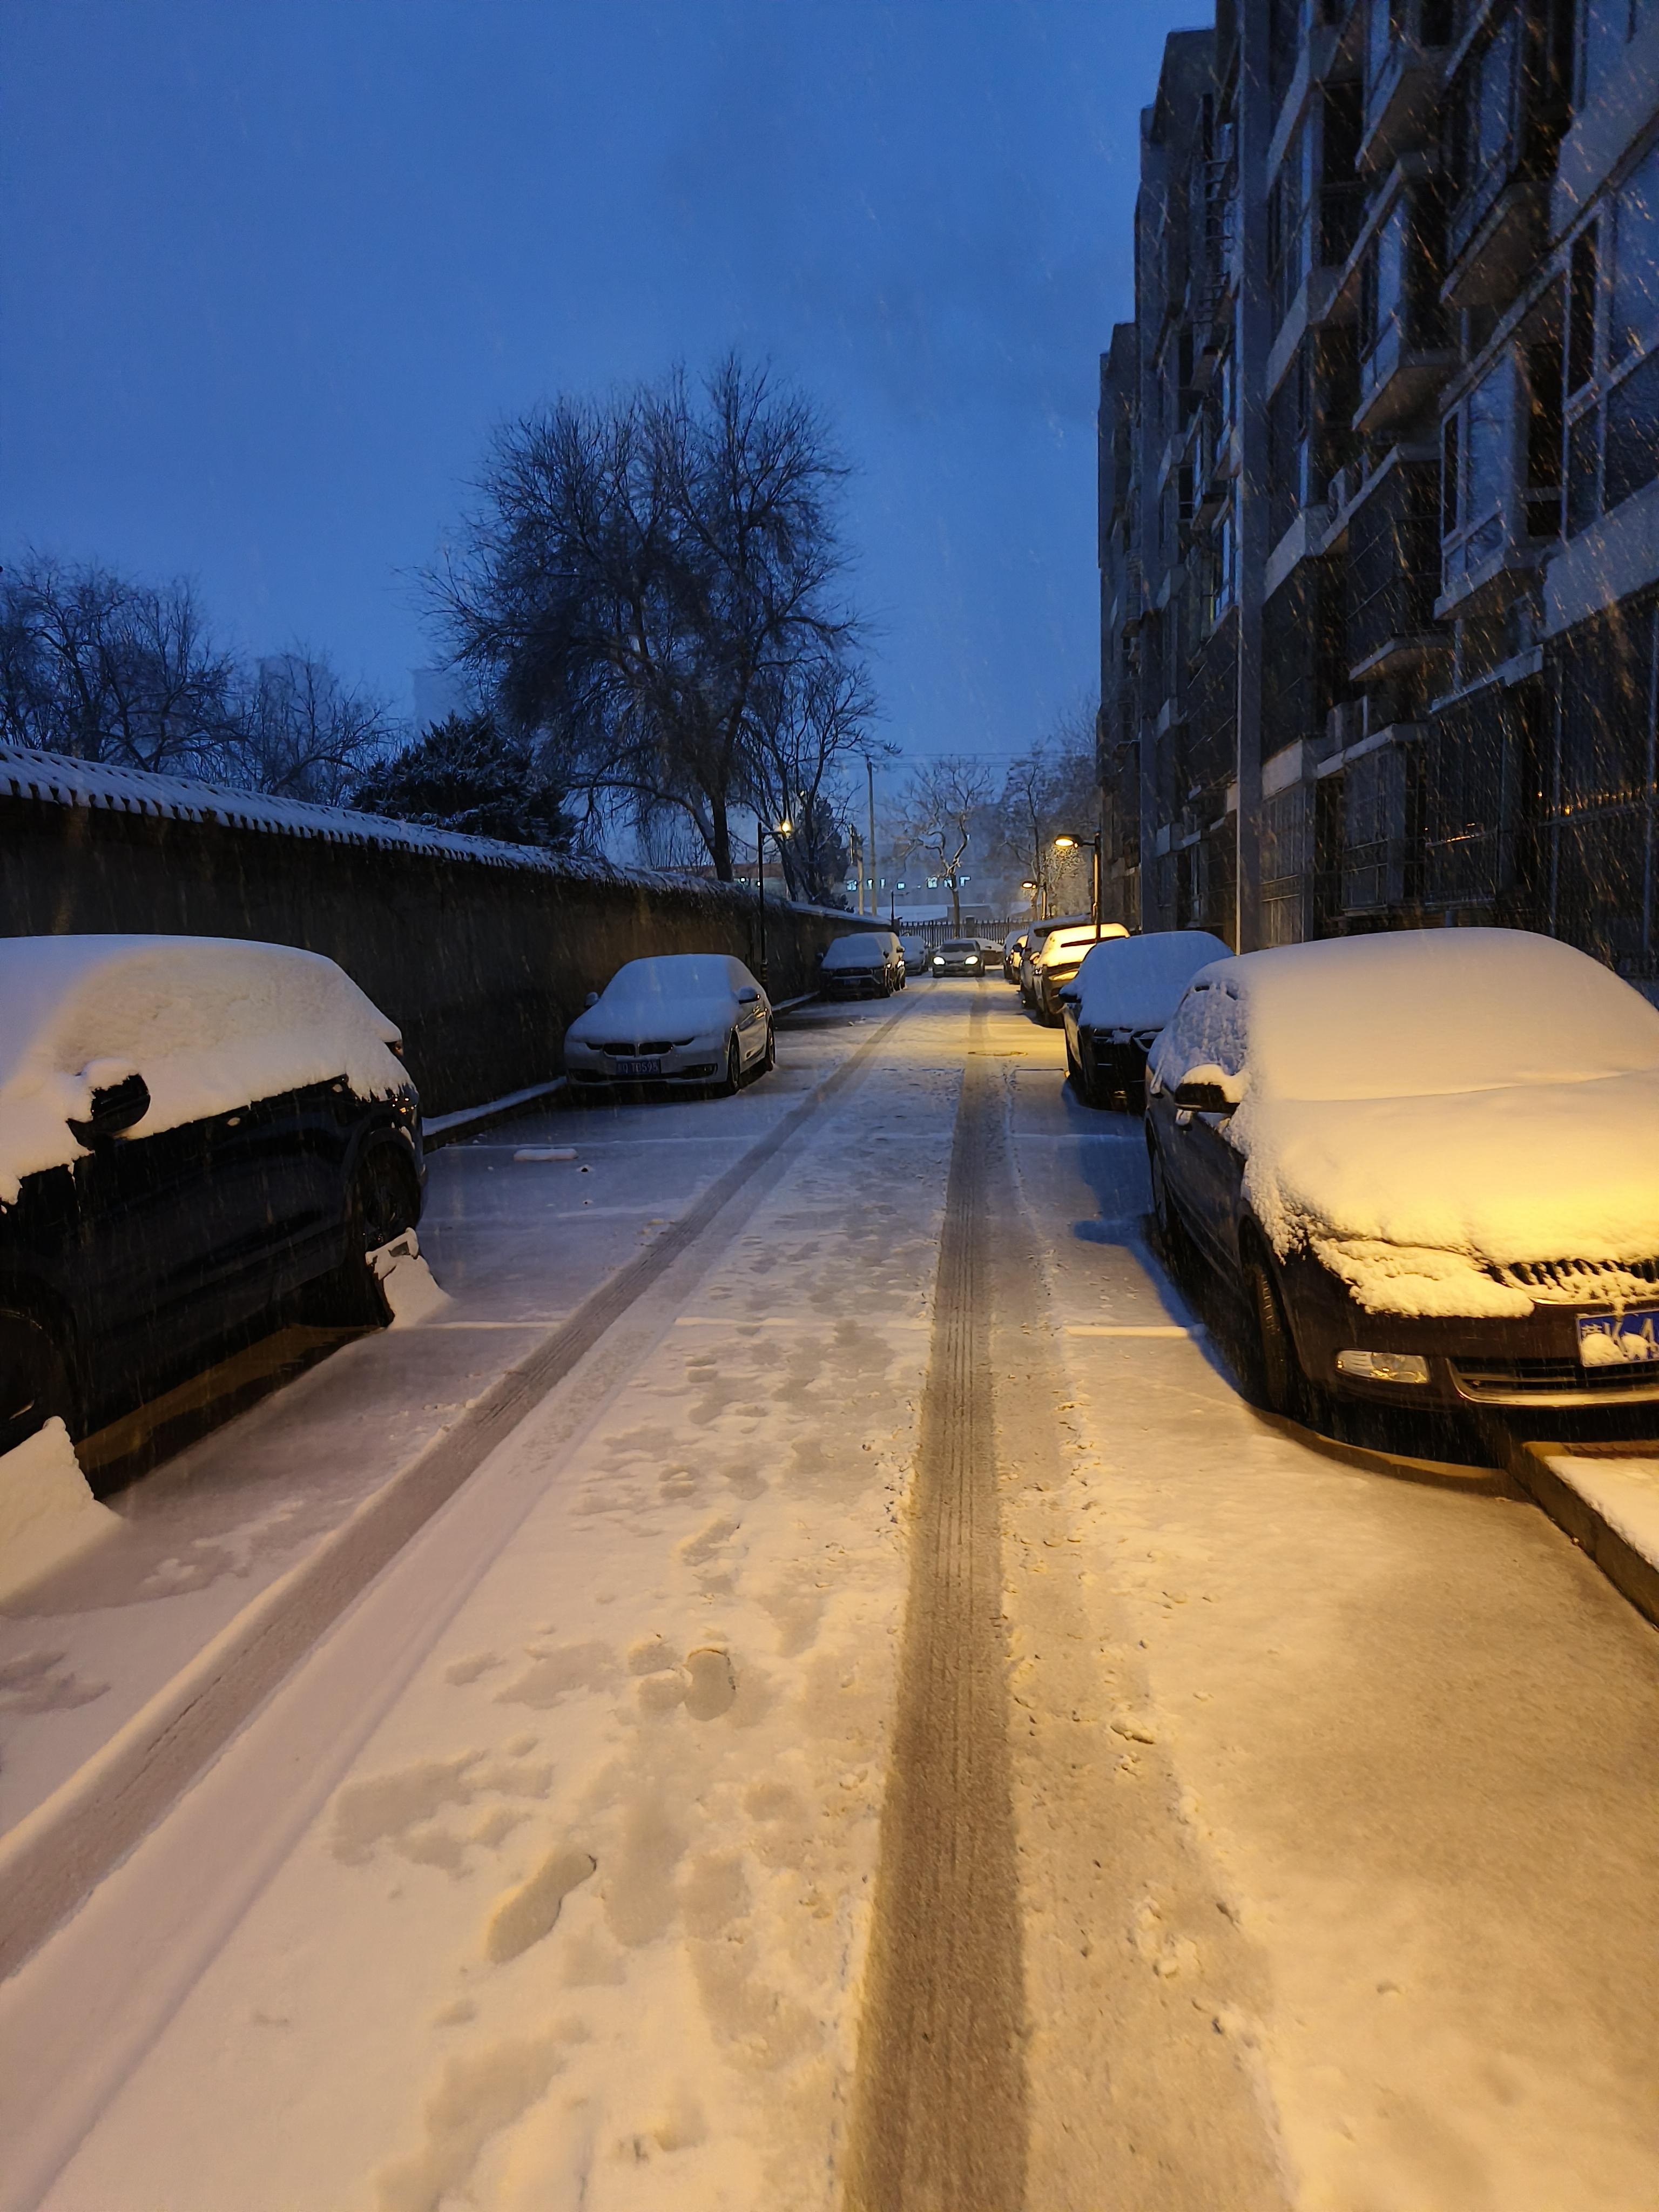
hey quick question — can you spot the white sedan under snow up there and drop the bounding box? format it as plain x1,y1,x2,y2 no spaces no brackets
562,955,774,1095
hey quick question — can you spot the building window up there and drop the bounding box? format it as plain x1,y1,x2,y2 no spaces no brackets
1568,225,1600,396
1613,140,1659,363
1604,347,1659,510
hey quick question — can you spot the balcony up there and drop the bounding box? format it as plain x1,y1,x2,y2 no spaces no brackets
1441,1,1568,313
1346,456,1444,678
1356,313,1458,434
1359,0,1455,175
1438,346,1562,617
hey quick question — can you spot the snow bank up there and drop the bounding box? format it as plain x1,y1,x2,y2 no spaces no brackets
1542,1452,1659,1574
0,1419,120,1600
1151,930,1659,1305
565,955,758,1046
1071,930,1232,1031
0,936,407,1206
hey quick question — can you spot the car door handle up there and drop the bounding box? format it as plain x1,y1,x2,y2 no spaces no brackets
1175,1108,1193,1128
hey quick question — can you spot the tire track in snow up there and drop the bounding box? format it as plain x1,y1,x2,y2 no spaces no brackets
844,1000,1028,2212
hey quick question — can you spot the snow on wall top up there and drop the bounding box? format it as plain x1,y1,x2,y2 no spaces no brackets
0,933,407,1205
0,741,865,922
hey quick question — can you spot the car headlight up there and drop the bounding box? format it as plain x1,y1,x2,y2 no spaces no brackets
1335,1349,1429,1385
966,956,979,966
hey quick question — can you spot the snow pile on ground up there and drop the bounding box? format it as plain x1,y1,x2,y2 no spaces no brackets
0,1419,120,1601
1153,930,1659,1306
0,936,407,1204
1071,930,1231,1031
370,1233,453,1327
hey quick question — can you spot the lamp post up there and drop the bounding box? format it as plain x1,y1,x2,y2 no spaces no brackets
755,816,793,981
1053,832,1103,941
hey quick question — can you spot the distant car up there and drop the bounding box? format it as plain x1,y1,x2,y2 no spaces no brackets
1060,929,1231,1110
817,934,901,999
1147,928,1659,1422
564,954,774,1090
930,938,989,977
0,934,421,1460
1026,921,1131,1023
1003,930,1028,984
898,935,929,976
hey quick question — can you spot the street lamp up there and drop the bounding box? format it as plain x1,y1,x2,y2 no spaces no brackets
1053,832,1103,940
755,817,793,981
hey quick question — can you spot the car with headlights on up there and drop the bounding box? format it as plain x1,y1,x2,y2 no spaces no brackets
817,934,900,999
564,954,774,1091
1024,920,1130,1023
1060,929,1231,1110
1145,928,1659,1423
929,938,990,977
0,934,421,1460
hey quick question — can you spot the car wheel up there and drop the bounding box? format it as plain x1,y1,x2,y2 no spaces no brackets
0,1310,77,1454
718,1035,743,1096
299,1144,419,1328
1241,1246,1303,1419
761,1020,776,1075
1148,1137,1196,1283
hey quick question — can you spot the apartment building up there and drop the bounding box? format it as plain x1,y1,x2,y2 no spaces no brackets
1100,0,1659,982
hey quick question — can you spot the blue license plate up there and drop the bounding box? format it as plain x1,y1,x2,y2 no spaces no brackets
1579,1307,1659,1366
614,1056,662,1078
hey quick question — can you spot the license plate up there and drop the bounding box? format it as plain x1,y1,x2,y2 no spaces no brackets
613,1056,662,1078
1579,1307,1659,1365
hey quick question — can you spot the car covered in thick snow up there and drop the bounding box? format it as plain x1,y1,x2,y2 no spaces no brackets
1146,928,1659,1419
818,933,903,999
0,934,421,1458
563,954,774,1091
1023,920,1130,1023
1060,929,1232,1110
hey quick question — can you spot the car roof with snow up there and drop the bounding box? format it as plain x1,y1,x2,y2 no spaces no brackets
574,954,760,1018
0,934,405,1206
1070,930,1233,1031
1034,922,1129,962
821,934,888,966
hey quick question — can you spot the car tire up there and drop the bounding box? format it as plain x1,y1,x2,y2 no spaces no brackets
1148,1137,1197,1284
0,1309,78,1455
761,1021,776,1075
300,1144,419,1329
718,1035,743,1096
1240,1246,1304,1420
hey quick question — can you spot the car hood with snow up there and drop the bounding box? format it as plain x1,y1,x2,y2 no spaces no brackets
0,934,408,1206
1069,929,1233,1031
564,954,764,1047
1150,929,1659,1314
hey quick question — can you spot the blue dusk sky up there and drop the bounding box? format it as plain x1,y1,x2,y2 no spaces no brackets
1,0,1200,767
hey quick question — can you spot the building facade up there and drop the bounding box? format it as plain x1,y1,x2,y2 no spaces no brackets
1101,0,1659,984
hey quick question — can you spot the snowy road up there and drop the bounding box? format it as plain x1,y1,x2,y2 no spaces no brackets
4,980,1659,2209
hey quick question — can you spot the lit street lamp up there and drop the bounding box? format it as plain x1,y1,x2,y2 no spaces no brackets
1052,831,1103,940
755,817,793,981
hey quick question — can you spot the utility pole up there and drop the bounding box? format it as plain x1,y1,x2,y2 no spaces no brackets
849,826,864,914
866,758,878,926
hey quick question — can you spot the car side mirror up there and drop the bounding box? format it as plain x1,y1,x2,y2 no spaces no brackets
737,986,759,1004
584,990,599,1009
1058,986,1080,1005
69,1071,151,1145
1173,1078,1232,1114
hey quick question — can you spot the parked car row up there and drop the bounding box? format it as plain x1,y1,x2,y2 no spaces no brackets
1050,920,1659,1433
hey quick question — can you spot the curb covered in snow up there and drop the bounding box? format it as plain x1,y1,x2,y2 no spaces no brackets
1507,1439,1659,1631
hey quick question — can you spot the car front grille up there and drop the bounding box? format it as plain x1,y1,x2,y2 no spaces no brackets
1487,1256,1659,1304
1449,1355,1659,1404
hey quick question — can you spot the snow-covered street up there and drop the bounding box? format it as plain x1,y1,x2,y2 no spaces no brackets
4,979,1659,2210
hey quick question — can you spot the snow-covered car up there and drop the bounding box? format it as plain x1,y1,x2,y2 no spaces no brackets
1015,912,1092,1008
1060,929,1232,1110
929,938,989,977
0,934,421,1459
818,934,902,999
898,935,929,976
1146,928,1659,1420
1024,920,1130,1023
563,954,774,1091
1003,929,1027,984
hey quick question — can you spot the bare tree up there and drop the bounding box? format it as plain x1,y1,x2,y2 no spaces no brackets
990,705,1100,916
746,655,887,905
0,551,239,773
425,355,871,880
894,754,995,932
227,651,396,801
